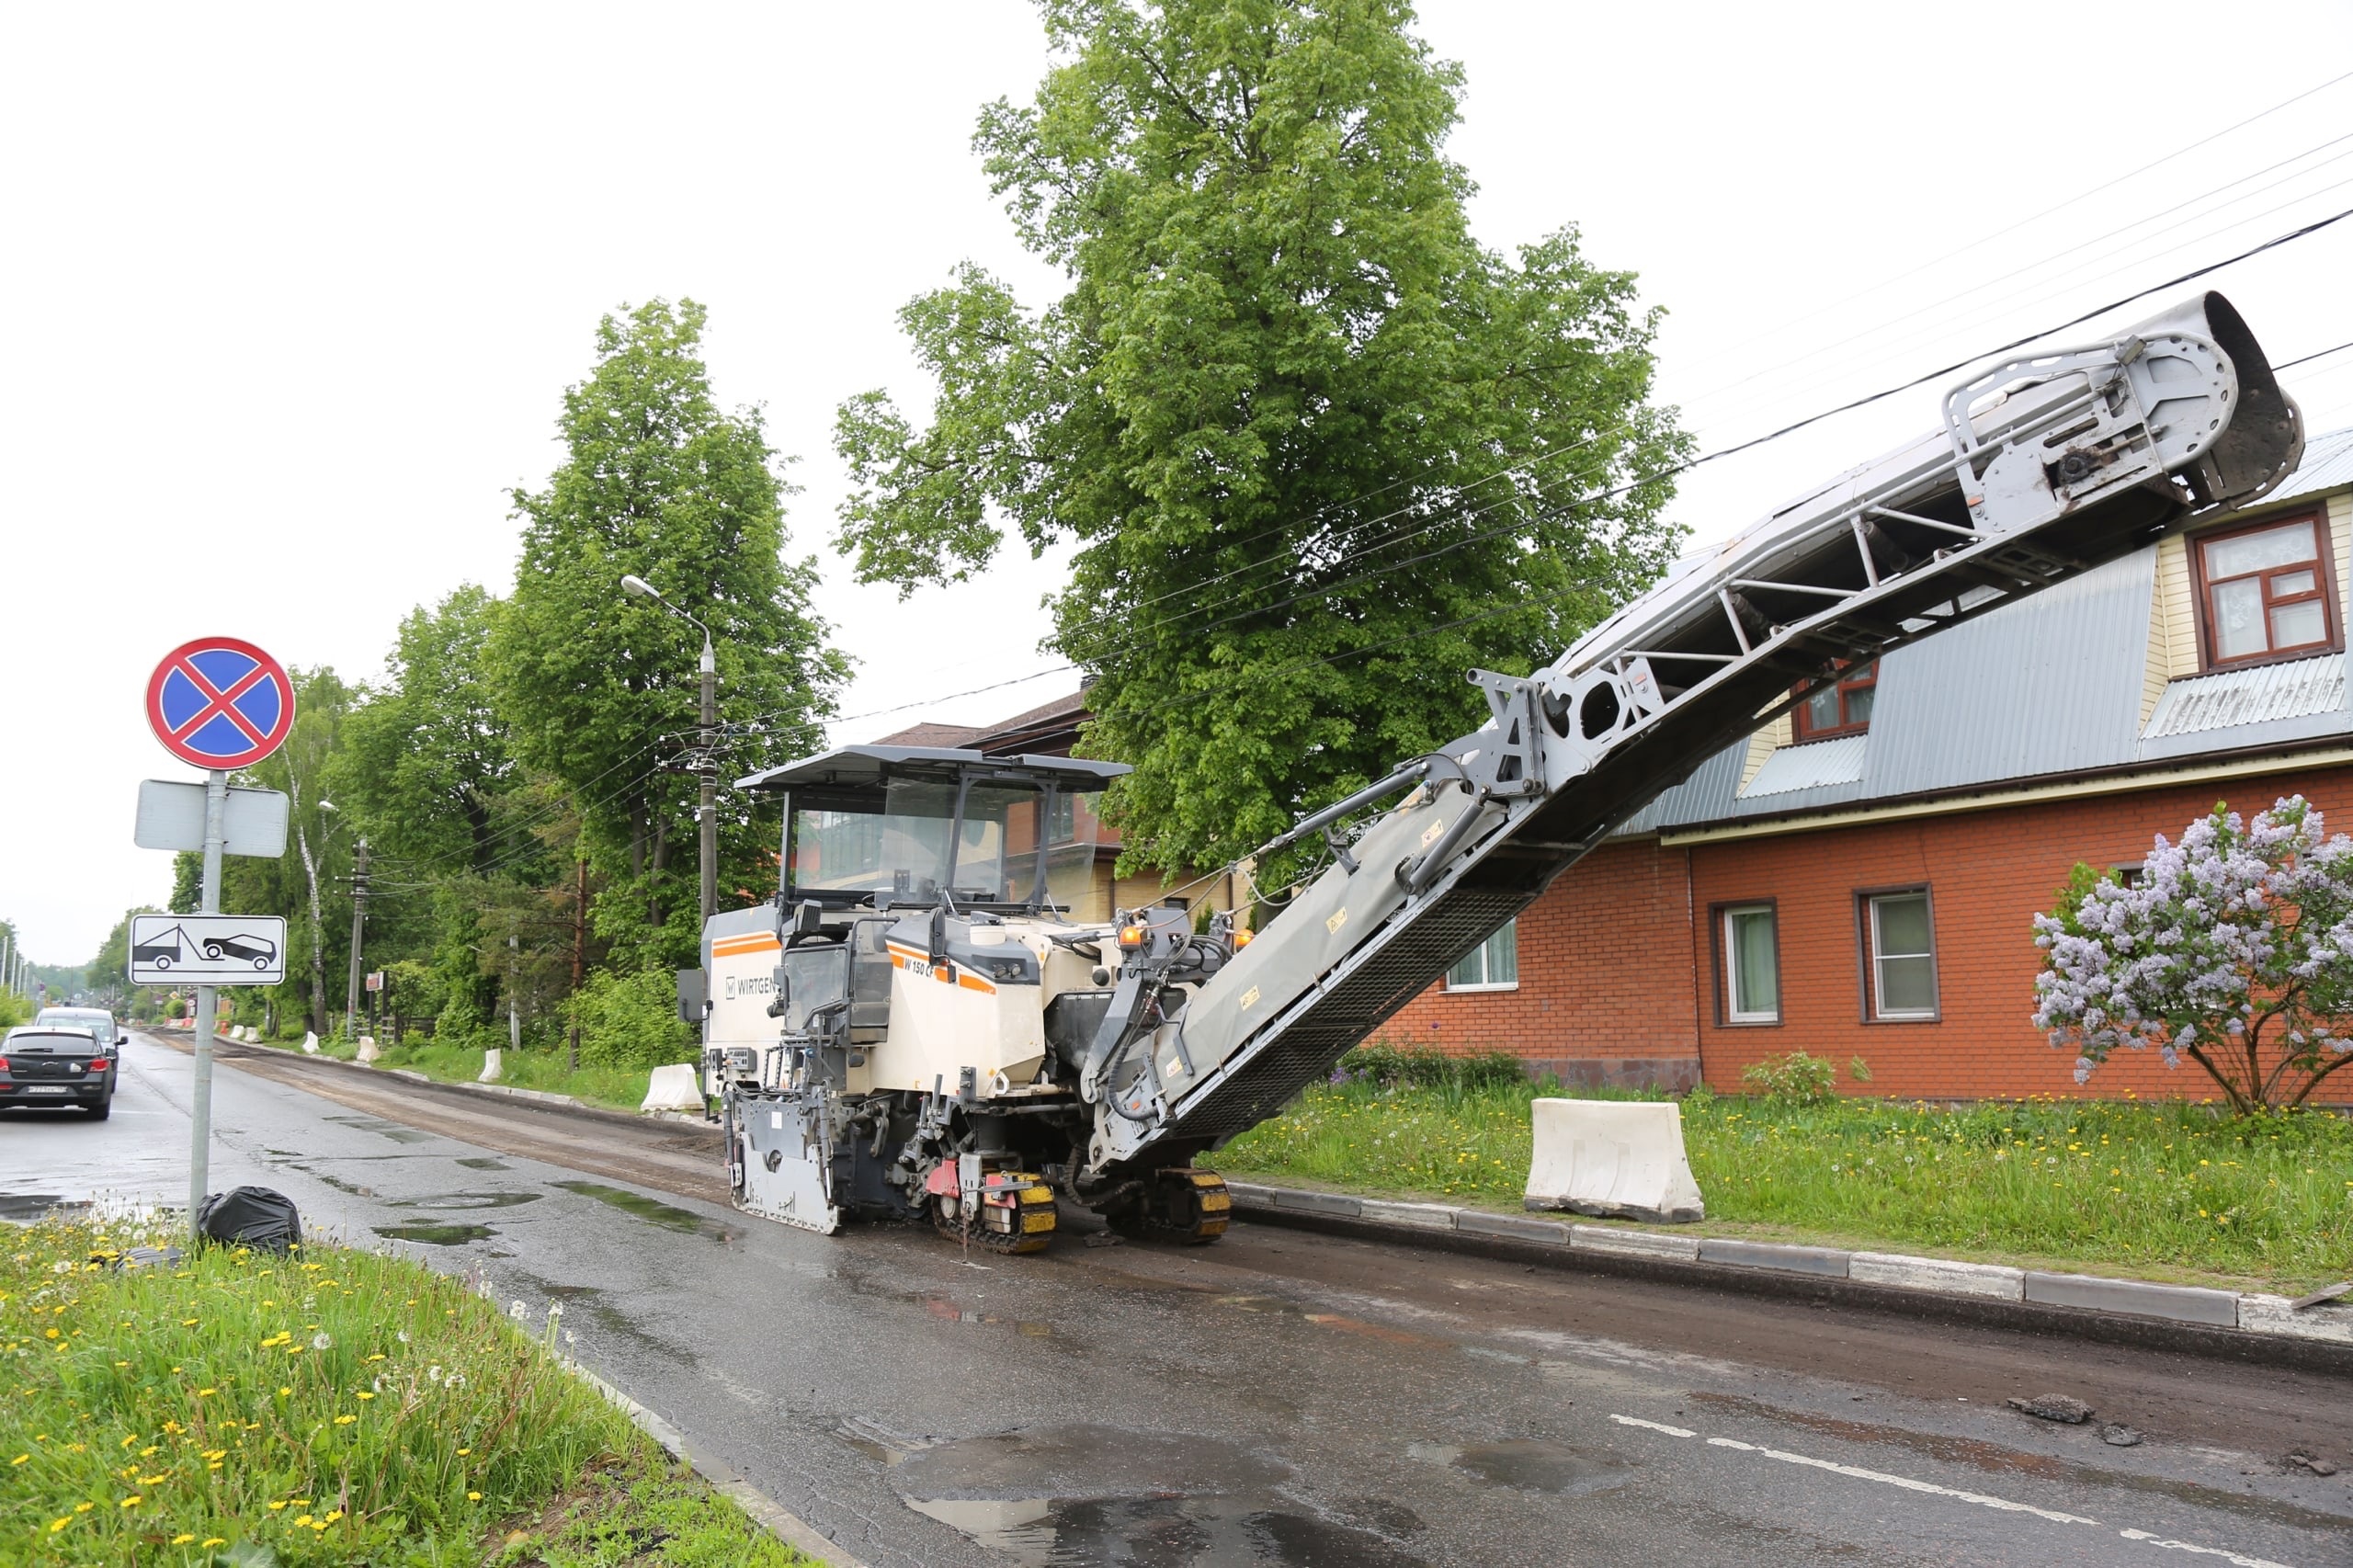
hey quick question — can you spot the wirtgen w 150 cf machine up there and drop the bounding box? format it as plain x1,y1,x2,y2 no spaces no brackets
700,291,2302,1252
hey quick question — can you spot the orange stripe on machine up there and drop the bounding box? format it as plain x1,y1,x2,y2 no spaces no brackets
885,942,997,995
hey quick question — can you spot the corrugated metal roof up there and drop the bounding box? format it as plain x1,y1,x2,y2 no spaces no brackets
1741,733,1868,797
2143,653,2346,738
2261,424,2353,508
1613,426,2353,837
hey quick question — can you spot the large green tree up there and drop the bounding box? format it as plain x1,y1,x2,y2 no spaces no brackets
835,0,1687,875
488,299,845,962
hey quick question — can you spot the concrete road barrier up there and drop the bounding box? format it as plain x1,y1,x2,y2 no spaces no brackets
355,1035,381,1063
301,1031,320,1055
642,1062,706,1113
479,1048,503,1084
1524,1097,1705,1223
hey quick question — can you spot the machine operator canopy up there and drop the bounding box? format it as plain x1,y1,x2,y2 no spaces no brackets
738,745,1131,915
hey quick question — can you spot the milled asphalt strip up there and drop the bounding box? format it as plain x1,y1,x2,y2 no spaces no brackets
1605,1414,2298,1568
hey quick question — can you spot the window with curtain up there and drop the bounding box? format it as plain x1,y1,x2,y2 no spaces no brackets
1863,890,1938,1020
2193,512,2336,668
1792,661,1876,742
1721,903,1779,1023
1447,919,1518,991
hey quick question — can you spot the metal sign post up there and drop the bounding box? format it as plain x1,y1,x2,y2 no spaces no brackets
141,635,297,1239
189,770,226,1225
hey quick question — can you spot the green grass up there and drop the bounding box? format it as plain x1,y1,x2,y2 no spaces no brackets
0,1214,807,1565
234,1031,660,1114
1215,1078,2353,1292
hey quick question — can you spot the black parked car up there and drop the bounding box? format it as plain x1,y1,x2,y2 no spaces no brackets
1,1026,118,1119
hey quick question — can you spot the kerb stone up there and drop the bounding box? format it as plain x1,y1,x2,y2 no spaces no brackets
2024,1271,2238,1327
1697,1239,1850,1278
1569,1225,1699,1262
1849,1252,2024,1301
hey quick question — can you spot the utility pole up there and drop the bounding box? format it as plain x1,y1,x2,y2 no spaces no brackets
506,934,521,1053
345,838,369,1038
699,634,718,928
569,858,586,1072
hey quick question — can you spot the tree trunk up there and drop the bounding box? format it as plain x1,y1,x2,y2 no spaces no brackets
293,785,327,1037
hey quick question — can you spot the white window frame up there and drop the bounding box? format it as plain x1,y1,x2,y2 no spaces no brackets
1446,918,1518,993
1864,889,1938,1021
1721,903,1779,1024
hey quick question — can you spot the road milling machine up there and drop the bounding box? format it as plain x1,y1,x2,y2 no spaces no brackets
699,290,2302,1253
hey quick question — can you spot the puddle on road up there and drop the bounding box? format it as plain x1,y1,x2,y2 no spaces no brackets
1407,1439,1633,1497
455,1157,512,1172
551,1181,734,1242
373,1223,497,1246
0,1194,87,1223
324,1114,438,1146
890,1424,1426,1567
390,1191,542,1211
919,1295,1052,1336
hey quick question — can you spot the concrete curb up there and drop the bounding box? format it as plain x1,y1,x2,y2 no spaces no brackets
1222,1180,2353,1362
576,1368,860,1566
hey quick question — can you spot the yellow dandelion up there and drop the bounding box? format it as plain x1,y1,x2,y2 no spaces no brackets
468,1491,483,1501
74,1502,94,1513
457,1447,471,1456
268,1501,289,1512
120,1495,142,1508
334,1415,357,1426
48,1518,69,1534
173,1534,196,1545
195,1387,216,1396
8,1455,24,1466
294,1514,314,1527
356,1391,376,1401
202,1540,225,1550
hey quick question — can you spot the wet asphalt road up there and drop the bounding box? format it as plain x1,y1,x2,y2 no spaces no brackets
3,1032,2349,1567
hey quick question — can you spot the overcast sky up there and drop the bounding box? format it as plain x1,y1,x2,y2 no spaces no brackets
6,2,2353,963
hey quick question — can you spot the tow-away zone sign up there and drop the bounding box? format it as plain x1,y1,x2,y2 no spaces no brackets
130,914,288,986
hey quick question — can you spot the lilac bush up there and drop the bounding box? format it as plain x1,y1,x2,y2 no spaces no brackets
2032,796,2353,1112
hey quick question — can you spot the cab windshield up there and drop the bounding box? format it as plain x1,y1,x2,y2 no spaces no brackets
789,775,1104,912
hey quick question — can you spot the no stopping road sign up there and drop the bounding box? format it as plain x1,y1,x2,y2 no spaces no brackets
146,636,296,770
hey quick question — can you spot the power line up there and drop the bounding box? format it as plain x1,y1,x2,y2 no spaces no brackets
1679,135,2353,435
2278,339,2353,371
1669,66,2353,383
795,203,2353,750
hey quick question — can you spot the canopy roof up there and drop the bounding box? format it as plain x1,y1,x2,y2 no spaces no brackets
736,744,1129,793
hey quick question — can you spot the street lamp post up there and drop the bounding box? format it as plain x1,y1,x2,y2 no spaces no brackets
620,574,719,929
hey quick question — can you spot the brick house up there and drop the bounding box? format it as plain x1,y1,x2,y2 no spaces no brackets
875,429,2353,1102
1390,426,2353,1102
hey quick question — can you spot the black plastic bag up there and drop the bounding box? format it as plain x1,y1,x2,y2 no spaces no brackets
194,1187,302,1253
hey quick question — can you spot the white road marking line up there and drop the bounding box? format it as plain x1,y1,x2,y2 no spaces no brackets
1699,1435,2100,1526
2119,1528,2297,1568
1615,1415,2302,1566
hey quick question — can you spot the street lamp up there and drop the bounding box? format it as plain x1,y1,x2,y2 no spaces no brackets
620,574,719,927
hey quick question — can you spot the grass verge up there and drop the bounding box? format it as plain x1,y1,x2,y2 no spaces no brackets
1,1213,809,1565
227,1029,656,1114
1214,1074,2353,1293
